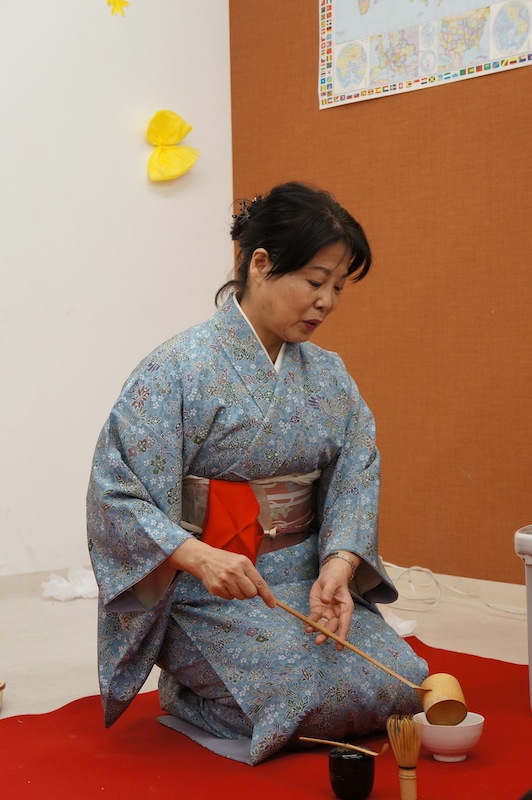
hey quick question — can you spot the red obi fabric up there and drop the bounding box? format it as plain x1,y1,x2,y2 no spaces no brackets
201,480,264,564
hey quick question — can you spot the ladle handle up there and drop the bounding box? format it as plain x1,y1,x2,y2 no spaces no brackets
299,736,383,757
274,598,422,692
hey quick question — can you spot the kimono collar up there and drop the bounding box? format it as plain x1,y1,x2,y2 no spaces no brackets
232,294,286,373
210,293,289,377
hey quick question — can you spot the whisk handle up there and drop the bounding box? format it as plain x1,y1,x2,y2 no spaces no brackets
398,767,418,800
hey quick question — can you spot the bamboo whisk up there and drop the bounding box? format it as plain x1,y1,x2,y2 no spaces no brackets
386,715,423,800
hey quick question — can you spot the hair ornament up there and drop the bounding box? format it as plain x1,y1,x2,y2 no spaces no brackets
231,195,263,223
232,198,251,222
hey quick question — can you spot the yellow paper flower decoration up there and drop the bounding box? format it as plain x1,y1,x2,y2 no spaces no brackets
146,110,200,182
107,0,128,16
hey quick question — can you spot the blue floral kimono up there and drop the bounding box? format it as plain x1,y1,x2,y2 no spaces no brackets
87,294,427,764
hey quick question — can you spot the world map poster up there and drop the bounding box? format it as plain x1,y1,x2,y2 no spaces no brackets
319,0,532,106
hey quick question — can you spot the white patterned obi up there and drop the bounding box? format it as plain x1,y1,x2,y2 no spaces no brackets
181,470,322,554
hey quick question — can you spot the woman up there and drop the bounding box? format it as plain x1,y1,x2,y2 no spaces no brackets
87,182,427,765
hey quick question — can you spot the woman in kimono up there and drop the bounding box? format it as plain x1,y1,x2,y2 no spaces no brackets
87,181,427,765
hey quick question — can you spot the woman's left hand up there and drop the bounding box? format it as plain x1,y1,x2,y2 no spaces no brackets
307,553,359,649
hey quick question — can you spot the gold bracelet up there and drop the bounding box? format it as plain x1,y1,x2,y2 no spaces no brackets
321,552,357,582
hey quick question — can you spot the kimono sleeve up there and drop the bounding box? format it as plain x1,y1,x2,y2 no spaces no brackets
87,392,192,612
316,376,397,605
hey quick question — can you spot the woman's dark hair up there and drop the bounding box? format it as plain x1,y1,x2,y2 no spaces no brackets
215,181,372,305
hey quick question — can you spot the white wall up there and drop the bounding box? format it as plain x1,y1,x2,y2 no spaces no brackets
0,0,234,576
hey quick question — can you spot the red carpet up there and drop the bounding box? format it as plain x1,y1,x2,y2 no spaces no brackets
1,638,531,799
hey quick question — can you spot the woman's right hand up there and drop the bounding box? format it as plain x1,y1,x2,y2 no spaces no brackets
170,537,276,608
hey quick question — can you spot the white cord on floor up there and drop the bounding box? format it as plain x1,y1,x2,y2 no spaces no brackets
382,561,526,617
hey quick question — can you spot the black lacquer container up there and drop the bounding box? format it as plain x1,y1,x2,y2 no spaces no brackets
329,747,374,800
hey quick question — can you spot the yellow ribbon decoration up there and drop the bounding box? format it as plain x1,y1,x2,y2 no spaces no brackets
107,0,129,16
146,110,200,182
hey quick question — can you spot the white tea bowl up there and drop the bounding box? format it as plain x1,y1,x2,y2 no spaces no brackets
413,711,485,762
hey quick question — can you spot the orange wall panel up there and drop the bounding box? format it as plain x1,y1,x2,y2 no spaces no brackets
230,0,532,583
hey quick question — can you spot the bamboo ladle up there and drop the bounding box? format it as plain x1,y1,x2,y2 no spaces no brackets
275,598,466,726
299,736,389,757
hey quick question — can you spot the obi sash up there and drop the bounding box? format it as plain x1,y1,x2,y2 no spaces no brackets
182,471,321,564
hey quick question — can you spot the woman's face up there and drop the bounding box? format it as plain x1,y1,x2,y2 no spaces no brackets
240,240,351,361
